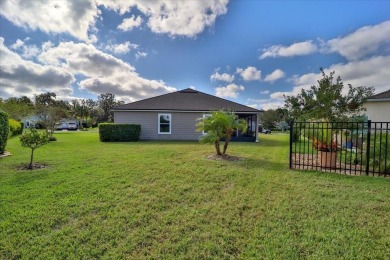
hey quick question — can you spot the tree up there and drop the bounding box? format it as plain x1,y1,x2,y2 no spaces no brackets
196,110,248,155
260,109,279,129
284,68,375,122
70,99,90,127
98,93,124,122
0,96,34,120
34,92,69,137
0,109,9,154
20,128,49,169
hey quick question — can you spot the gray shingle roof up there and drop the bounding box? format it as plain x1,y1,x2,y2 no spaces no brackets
368,89,390,100
113,88,261,113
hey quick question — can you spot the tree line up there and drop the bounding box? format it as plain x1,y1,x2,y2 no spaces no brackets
0,92,124,136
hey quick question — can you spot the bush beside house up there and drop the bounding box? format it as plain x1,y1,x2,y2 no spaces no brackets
99,123,141,142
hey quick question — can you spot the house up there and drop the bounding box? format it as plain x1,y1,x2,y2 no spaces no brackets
112,88,262,142
21,115,41,128
363,89,390,122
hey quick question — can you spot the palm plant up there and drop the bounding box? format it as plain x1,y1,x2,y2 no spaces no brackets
196,110,247,155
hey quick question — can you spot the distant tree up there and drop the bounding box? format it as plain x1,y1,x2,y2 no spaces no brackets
20,129,49,169
260,109,279,129
86,99,99,127
196,110,248,155
0,96,34,120
70,99,90,127
260,108,289,129
34,92,69,137
98,93,124,122
284,68,375,121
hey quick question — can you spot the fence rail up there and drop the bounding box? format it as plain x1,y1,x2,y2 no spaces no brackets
289,120,389,177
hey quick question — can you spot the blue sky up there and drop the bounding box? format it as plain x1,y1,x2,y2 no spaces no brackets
0,0,389,109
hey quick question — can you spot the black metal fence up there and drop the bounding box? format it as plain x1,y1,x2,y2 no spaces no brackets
289,121,389,177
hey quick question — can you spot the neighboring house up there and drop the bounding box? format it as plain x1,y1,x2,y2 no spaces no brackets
21,115,41,128
112,88,262,142
363,89,390,122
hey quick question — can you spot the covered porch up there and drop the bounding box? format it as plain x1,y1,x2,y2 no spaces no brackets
230,113,259,142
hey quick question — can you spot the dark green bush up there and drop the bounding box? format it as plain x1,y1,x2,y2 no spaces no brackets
49,136,57,142
19,122,24,134
99,123,141,142
0,110,9,154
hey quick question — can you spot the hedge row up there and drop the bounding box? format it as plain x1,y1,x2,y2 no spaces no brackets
9,119,23,136
99,123,141,142
0,110,9,154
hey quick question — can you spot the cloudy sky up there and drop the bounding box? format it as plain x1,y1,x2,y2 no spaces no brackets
0,0,389,109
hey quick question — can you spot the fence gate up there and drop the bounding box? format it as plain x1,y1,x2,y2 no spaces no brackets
289,120,389,177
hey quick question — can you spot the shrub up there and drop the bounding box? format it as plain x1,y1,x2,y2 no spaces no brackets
9,118,22,136
0,110,9,154
369,133,390,175
99,123,141,142
19,122,24,134
49,136,57,142
20,129,49,169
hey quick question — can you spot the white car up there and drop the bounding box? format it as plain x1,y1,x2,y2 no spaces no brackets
262,129,271,134
67,121,78,130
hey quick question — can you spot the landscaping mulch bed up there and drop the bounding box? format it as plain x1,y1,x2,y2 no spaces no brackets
206,154,243,161
291,153,365,176
17,163,48,170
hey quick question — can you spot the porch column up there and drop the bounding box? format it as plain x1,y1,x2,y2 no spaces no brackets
255,113,259,142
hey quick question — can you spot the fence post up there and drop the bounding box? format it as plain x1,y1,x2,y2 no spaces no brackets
289,120,294,169
365,120,371,175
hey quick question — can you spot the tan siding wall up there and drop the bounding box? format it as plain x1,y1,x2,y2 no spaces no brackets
114,111,203,140
363,101,390,122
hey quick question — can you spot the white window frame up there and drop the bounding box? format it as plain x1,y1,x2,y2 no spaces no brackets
158,113,172,134
202,113,211,135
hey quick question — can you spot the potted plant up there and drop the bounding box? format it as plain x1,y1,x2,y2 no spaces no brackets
313,127,338,168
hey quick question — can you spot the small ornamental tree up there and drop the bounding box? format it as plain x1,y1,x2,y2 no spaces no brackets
196,110,247,155
20,129,49,169
0,109,9,154
284,68,374,122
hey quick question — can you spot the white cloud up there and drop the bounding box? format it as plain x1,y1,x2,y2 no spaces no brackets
327,20,390,61
101,0,229,37
247,98,284,110
135,51,148,59
10,39,24,49
264,69,285,83
236,66,261,81
117,15,143,31
210,72,234,82
273,55,390,99
38,41,176,102
215,84,244,98
260,40,317,59
0,0,100,42
0,37,75,98
9,38,39,59
0,0,229,41
260,90,270,95
105,41,138,54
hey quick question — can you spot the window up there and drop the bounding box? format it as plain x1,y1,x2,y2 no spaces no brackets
158,113,171,134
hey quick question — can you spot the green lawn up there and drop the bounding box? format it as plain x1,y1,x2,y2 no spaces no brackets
1,131,389,259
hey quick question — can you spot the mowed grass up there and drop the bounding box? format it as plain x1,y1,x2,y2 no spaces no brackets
0,131,389,259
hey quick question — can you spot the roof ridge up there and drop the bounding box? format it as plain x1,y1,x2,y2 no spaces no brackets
114,88,262,112
369,89,390,99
